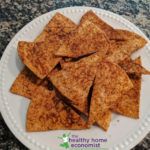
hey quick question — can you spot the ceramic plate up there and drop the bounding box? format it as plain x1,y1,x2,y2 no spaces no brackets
0,6,150,150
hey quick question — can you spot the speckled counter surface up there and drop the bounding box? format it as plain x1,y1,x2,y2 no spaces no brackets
0,0,150,150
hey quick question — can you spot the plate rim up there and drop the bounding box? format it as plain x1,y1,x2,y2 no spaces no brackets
0,6,150,150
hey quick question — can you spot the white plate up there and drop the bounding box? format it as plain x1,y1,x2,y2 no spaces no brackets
0,6,150,150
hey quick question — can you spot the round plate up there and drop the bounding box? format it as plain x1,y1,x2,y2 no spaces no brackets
0,6,150,150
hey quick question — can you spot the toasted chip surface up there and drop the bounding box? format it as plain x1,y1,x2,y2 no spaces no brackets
115,29,147,45
81,11,147,45
88,110,112,131
44,12,77,40
105,48,129,64
18,39,61,79
107,40,137,55
112,59,142,118
26,82,87,131
55,20,109,58
80,11,123,40
49,53,100,114
115,29,147,52
112,77,141,118
11,12,77,95
80,11,147,62
10,20,45,98
105,35,146,64
35,12,77,42
35,13,77,42
89,61,133,130
10,67,42,99
119,57,150,75
18,13,77,79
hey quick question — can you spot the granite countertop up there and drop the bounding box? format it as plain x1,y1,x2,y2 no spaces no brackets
0,0,150,149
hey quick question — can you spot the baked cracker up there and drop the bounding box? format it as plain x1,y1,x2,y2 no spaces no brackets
112,58,142,118
55,20,109,58
80,10,123,40
89,61,133,131
109,30,147,55
119,57,150,75
26,82,88,131
105,32,147,64
11,13,77,97
18,39,61,79
35,12,77,42
80,11,147,61
18,13,77,79
48,53,101,114
10,67,42,99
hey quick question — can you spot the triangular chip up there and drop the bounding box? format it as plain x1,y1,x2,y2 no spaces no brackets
119,57,150,75
112,77,141,118
80,11,147,60
111,30,147,56
105,34,146,64
35,12,77,42
89,61,133,130
115,29,147,49
10,22,45,98
18,39,61,79
55,20,109,58
18,13,77,79
10,67,42,99
48,53,101,114
112,58,142,118
26,82,87,131
11,13,77,96
80,11,147,46
80,10,123,40
88,111,112,131
44,12,77,40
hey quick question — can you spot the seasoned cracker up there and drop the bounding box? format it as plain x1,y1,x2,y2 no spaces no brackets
26,83,88,131
18,39,61,79
18,13,77,79
48,53,100,114
11,13,77,96
44,12,77,40
55,20,109,58
112,58,142,118
112,77,141,118
105,33,147,64
80,11,147,62
36,12,77,42
80,10,123,40
115,29,147,49
89,61,133,130
88,111,111,131
105,48,129,64
10,67,41,99
119,57,150,75
113,30,147,55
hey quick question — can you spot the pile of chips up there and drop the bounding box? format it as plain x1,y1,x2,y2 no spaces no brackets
10,11,150,131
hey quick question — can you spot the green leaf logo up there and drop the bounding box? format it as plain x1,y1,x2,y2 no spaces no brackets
58,133,71,149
